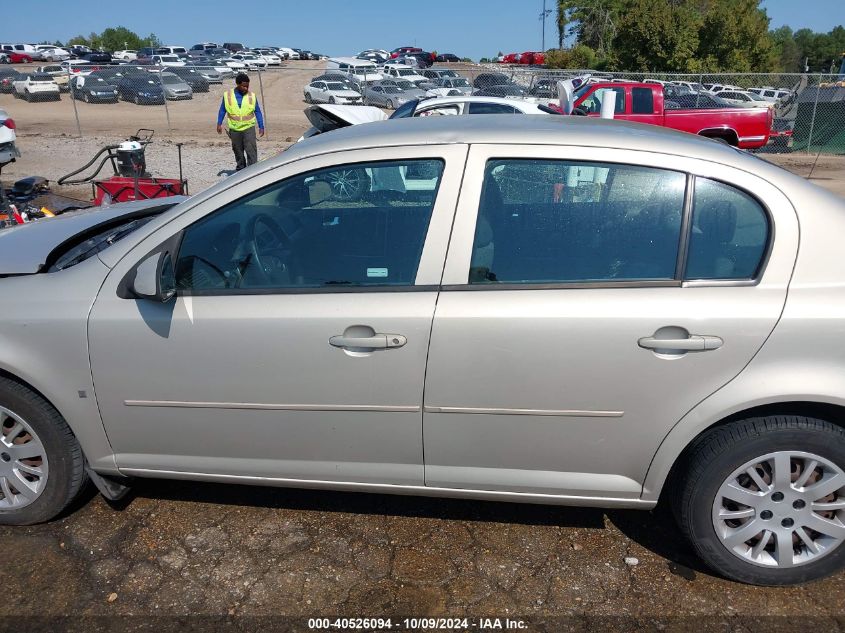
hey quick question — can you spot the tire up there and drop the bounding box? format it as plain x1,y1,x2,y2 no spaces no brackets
329,96,335,104
24,91,31,102
134,94,139,105
84,92,90,103
675,416,845,585
0,377,88,525
324,167,371,203
304,92,312,103
387,99,394,109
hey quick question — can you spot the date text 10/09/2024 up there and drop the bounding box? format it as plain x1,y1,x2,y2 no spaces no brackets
308,618,529,630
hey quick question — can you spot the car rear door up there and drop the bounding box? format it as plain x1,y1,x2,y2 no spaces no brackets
89,144,468,485
422,143,798,499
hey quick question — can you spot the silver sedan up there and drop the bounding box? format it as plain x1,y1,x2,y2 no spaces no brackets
0,116,844,587
360,83,409,109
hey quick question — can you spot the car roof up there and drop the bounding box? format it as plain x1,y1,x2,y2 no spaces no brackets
278,115,804,186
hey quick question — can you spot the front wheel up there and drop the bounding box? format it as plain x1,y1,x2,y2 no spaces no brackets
387,99,394,109
0,377,88,525
675,416,845,585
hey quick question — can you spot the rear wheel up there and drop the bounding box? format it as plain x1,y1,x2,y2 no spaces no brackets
323,168,370,203
304,92,312,103
675,416,845,585
0,377,88,525
329,96,336,104
387,99,394,109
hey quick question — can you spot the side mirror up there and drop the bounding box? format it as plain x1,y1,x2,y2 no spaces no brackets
131,251,176,302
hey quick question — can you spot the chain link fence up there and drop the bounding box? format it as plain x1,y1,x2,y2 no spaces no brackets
1,61,844,155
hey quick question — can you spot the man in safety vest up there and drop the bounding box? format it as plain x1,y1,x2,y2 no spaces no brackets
216,73,265,171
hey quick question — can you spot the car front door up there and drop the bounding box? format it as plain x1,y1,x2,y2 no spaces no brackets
89,145,468,485
423,143,798,499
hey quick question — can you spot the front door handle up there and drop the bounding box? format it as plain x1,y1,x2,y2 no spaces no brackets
330,333,407,350
638,334,723,352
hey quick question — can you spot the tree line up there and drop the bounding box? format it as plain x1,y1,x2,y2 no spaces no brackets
39,27,161,53
548,0,844,73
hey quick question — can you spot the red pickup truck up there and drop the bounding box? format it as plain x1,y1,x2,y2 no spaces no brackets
572,82,772,149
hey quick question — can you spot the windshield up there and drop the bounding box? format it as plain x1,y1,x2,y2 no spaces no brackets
494,85,523,95
89,77,107,84
395,80,414,89
161,56,178,62
397,69,415,76
326,82,346,90
452,78,470,87
382,86,402,94
162,75,182,84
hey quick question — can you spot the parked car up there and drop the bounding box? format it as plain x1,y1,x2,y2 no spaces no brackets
426,77,473,97
303,80,362,105
39,48,71,62
157,46,188,57
216,58,247,71
357,49,390,64
34,65,70,91
502,53,521,64
473,84,528,99
518,51,545,65
12,74,60,101
473,72,512,90
166,66,212,91
717,90,772,108
118,75,166,104
573,82,772,148
69,74,119,103
252,49,282,66
360,83,409,109
68,45,92,58
326,58,383,83
390,96,562,118
277,47,299,60
223,42,246,53
5,114,840,586
230,53,267,69
748,87,793,103
190,43,220,53
4,52,33,64
389,46,422,59
159,72,193,100
59,60,94,75
150,55,185,68
377,78,430,99
187,59,232,80
81,51,112,64
0,69,22,93
112,50,138,62
382,63,427,84
435,53,460,63
423,68,459,80
0,107,20,169
405,52,434,68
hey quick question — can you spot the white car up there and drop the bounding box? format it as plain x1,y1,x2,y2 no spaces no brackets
749,87,793,103
39,47,71,62
382,64,428,84
35,65,70,91
326,57,383,83
59,60,93,76
277,47,299,60
716,90,772,108
304,80,362,105
12,74,60,101
113,50,138,61
0,108,20,170
252,49,282,66
217,58,247,70
426,77,473,97
231,53,267,69
150,55,186,68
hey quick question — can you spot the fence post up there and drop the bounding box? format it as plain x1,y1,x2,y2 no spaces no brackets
805,72,822,154
67,69,82,137
256,68,267,139
159,67,172,134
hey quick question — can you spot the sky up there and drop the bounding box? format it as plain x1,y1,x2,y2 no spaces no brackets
2,0,843,61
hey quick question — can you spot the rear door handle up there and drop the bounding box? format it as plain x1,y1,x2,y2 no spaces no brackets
330,334,407,350
638,335,723,351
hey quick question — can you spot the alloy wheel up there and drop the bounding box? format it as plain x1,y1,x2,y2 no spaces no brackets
713,451,845,568
0,407,49,510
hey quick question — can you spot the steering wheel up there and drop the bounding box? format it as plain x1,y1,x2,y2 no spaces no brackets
572,106,589,116
243,213,294,285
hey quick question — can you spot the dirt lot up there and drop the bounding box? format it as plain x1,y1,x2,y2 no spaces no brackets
1,64,845,632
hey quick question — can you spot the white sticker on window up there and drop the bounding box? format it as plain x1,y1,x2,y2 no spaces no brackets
367,268,388,278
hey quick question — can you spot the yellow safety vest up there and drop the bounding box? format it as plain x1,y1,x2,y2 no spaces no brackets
223,89,257,132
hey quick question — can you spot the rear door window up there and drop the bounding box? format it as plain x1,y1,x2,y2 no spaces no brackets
468,159,686,284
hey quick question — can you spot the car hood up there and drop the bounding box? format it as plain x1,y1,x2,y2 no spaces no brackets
0,197,187,274
304,104,387,131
